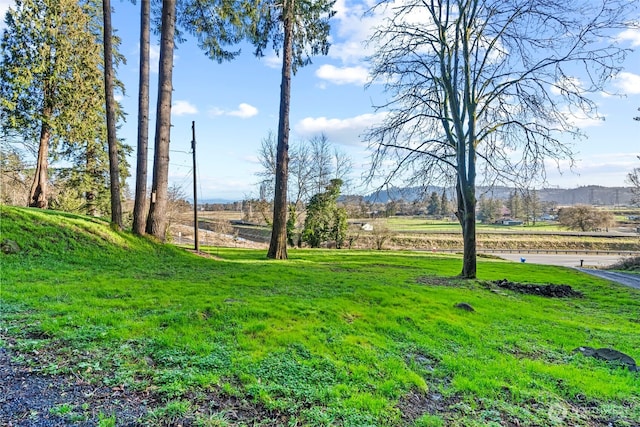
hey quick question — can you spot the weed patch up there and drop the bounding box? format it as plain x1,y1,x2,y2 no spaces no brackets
607,255,640,272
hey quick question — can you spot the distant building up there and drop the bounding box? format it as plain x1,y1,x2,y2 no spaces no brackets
496,219,523,226
350,221,374,231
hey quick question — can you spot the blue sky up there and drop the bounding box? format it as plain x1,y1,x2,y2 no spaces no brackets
2,0,639,201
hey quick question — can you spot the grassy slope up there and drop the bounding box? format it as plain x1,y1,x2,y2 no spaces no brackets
1,206,639,426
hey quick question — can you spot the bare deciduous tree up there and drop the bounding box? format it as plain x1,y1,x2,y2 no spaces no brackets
627,156,640,207
558,205,614,232
309,133,332,195
367,0,638,278
257,132,353,205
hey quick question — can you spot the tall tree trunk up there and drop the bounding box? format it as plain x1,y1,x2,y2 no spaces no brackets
85,144,97,216
456,144,477,279
132,0,150,235
28,113,51,208
456,179,477,279
146,0,176,240
267,0,293,260
460,202,477,279
102,0,122,228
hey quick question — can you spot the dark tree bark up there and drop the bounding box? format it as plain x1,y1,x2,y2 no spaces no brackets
102,0,122,228
456,181,476,278
29,107,52,208
132,0,150,235
267,0,293,260
146,0,176,240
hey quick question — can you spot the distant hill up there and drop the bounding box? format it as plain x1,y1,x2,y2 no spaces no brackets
197,198,238,204
365,185,634,206
538,186,633,206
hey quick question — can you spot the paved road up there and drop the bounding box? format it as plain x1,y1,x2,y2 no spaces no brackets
576,269,640,290
490,253,622,268
491,253,640,290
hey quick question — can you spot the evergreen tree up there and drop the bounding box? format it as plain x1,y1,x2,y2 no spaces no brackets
154,0,248,239
0,146,31,205
439,190,449,216
426,191,440,215
146,0,177,240
248,0,336,259
302,179,346,248
132,0,151,235
102,0,122,227
0,0,127,212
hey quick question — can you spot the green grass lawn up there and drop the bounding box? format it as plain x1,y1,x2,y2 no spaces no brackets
1,206,639,426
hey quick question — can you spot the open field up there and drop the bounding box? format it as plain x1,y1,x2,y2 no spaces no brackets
172,211,640,252
383,216,640,235
1,206,639,426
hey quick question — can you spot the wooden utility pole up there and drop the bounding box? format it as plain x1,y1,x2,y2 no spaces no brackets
192,121,199,252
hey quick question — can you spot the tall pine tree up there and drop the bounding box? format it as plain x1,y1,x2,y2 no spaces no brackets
146,0,177,240
248,0,335,259
0,0,127,212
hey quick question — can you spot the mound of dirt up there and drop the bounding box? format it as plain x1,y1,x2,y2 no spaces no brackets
491,279,583,298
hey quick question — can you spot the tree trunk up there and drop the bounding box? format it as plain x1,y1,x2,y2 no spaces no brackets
85,144,98,216
132,0,150,235
267,0,293,260
146,0,176,240
456,178,477,278
102,0,122,228
28,117,51,209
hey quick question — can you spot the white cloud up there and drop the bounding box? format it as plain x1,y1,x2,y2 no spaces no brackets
617,28,640,47
144,44,179,74
229,103,259,118
614,72,640,95
316,64,369,85
209,103,259,119
149,45,160,74
172,100,198,116
544,153,637,188
262,54,282,69
327,0,390,64
561,109,605,128
329,0,436,64
295,112,387,146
